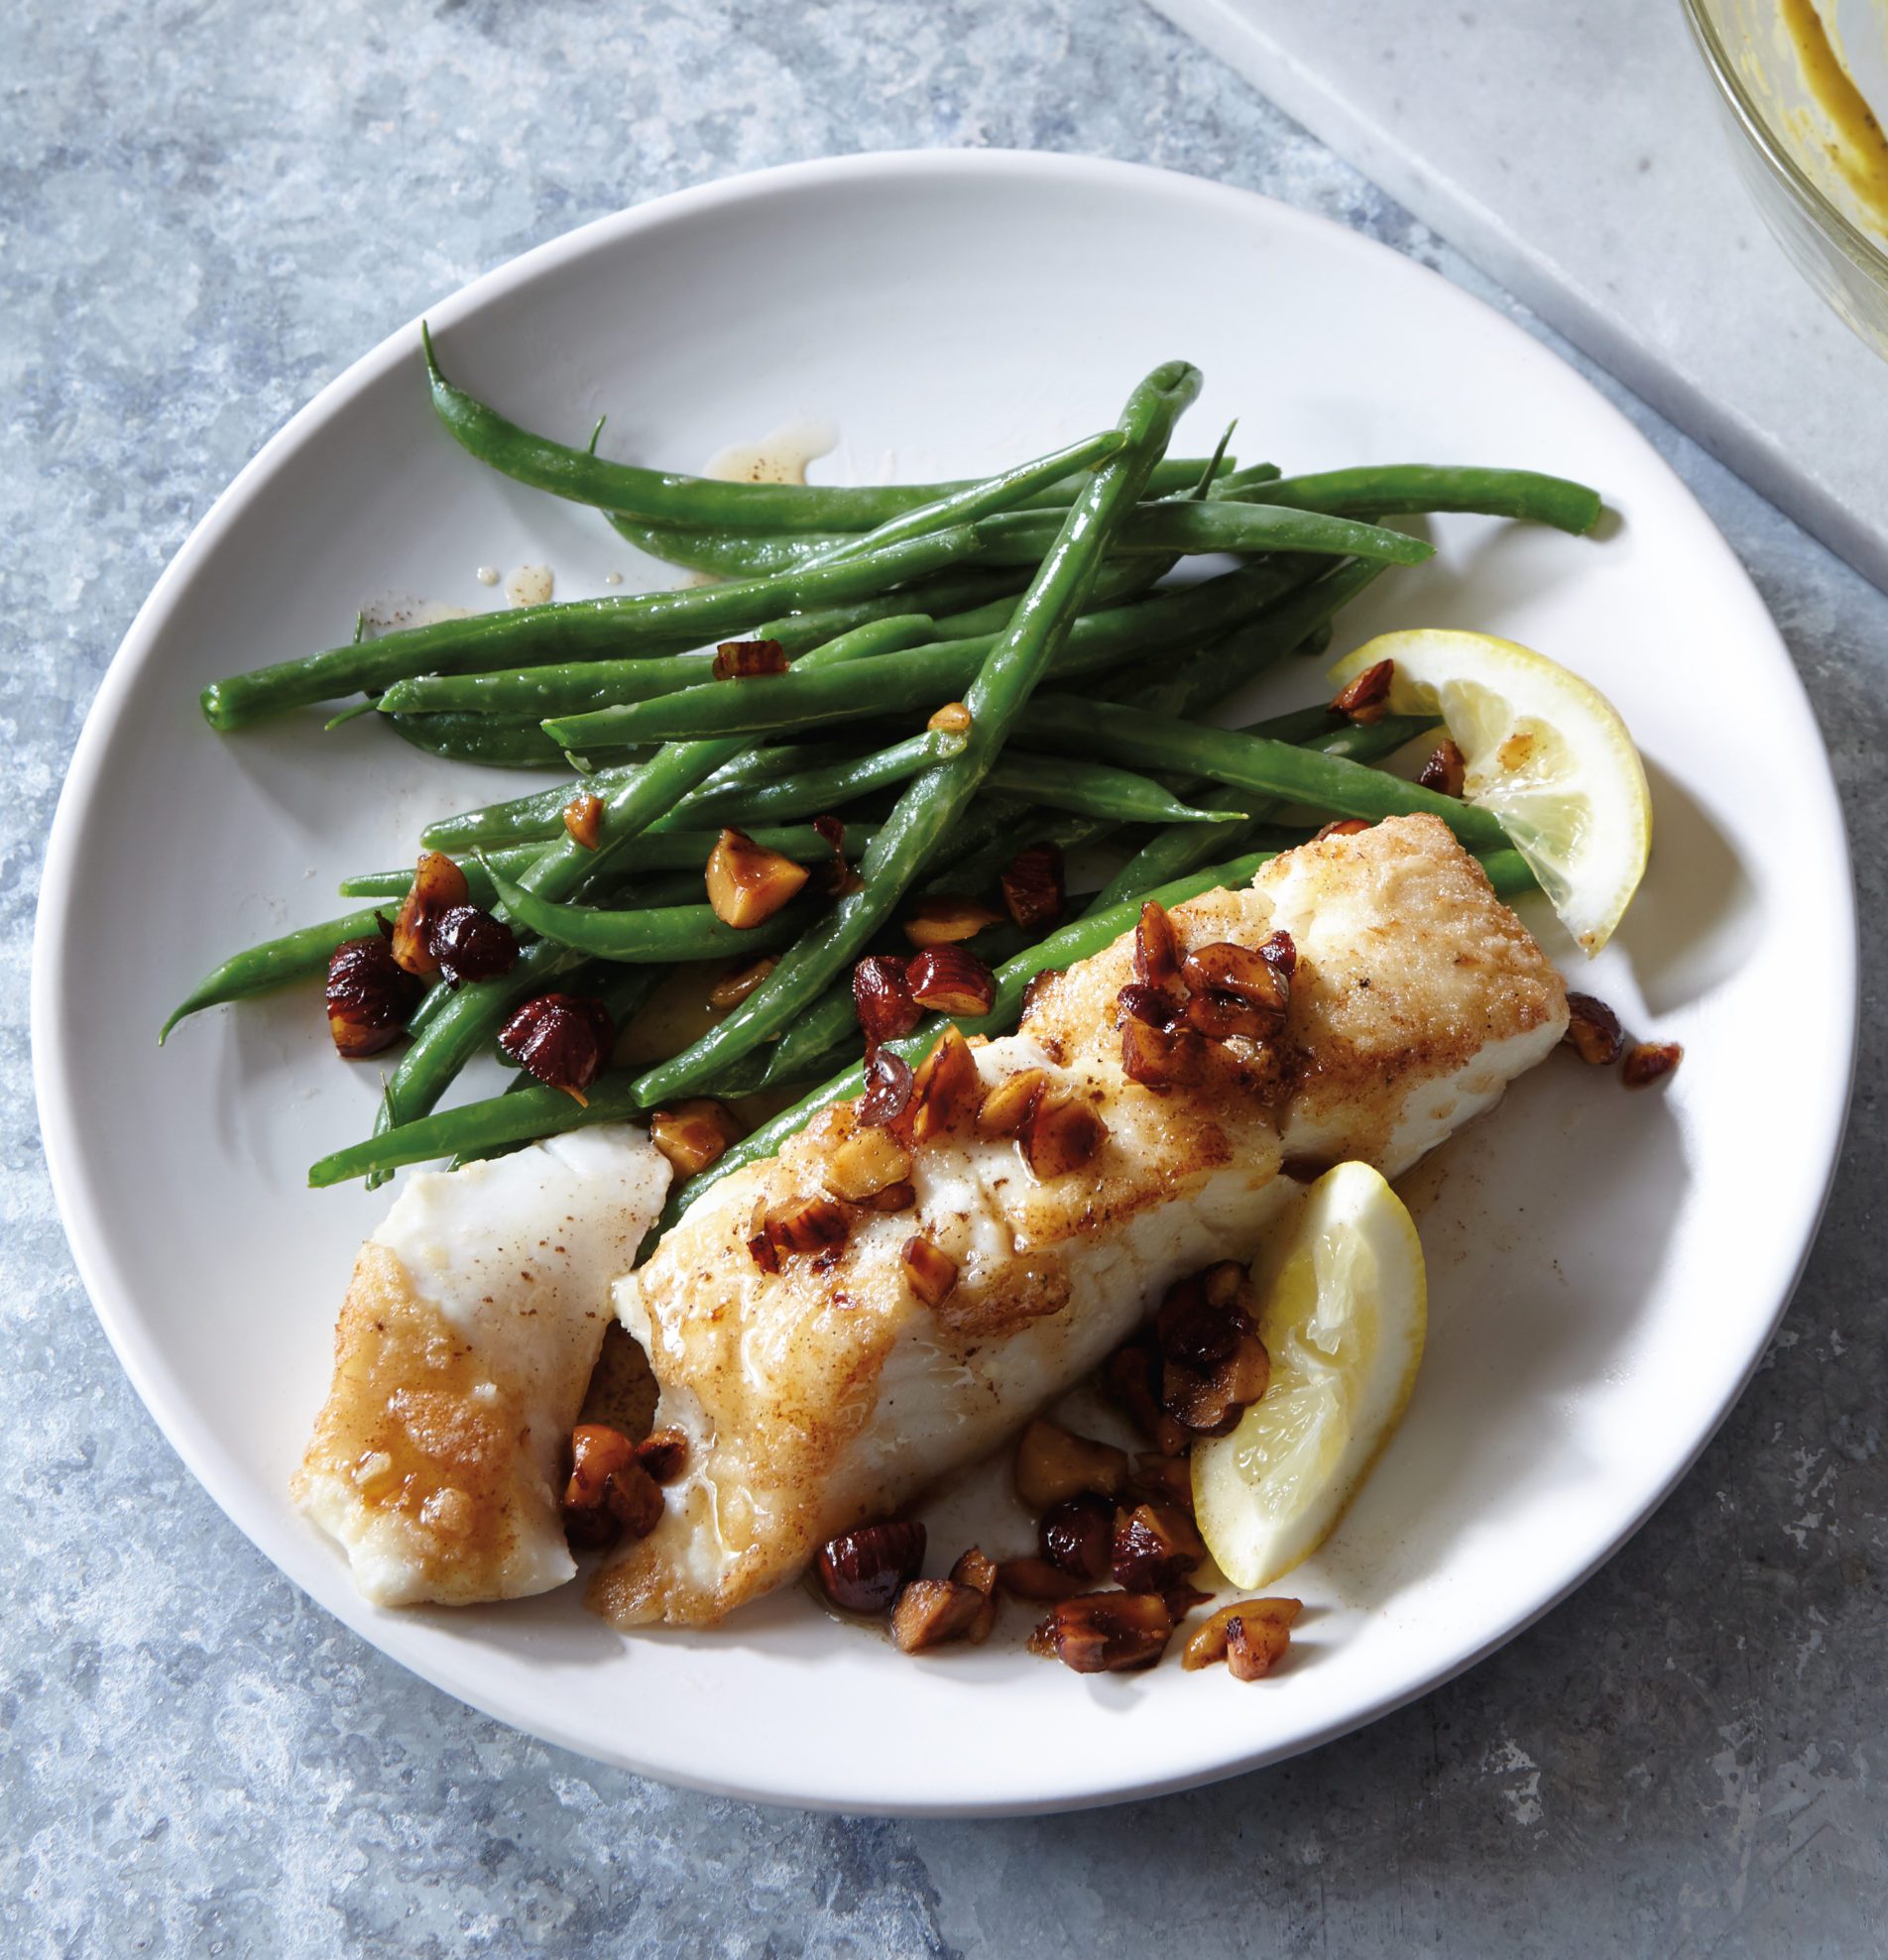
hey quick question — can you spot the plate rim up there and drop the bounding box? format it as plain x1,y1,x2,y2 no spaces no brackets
31,146,1861,1816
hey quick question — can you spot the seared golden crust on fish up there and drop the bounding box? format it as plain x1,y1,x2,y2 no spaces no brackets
295,1243,567,1605
593,817,1568,1629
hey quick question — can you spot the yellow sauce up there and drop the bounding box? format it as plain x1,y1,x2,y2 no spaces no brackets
1780,0,1888,231
704,418,838,486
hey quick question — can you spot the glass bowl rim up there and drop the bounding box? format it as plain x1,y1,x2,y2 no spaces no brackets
1681,0,1888,290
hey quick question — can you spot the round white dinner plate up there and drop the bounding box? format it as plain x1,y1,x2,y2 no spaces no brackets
33,151,1855,1815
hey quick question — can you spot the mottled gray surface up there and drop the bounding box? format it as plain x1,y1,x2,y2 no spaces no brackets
3,2,1883,1954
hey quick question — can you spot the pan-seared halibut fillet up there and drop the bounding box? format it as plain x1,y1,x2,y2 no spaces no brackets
593,816,1567,1628
295,1127,669,1607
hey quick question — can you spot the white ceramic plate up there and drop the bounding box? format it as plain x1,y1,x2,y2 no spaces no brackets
34,152,1855,1815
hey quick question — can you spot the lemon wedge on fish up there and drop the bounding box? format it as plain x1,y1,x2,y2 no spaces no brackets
1327,628,1650,954
1193,1162,1427,1589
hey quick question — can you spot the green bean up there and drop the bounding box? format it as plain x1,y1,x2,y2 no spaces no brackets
161,905,389,1040
614,498,1430,584
200,525,983,731
484,865,822,963
1014,697,1512,853
659,842,1279,1226
354,612,925,1174
609,520,843,580
799,429,1129,568
426,328,1220,529
969,500,1432,567
984,753,1245,827
1225,464,1602,535
385,711,644,772
542,560,1305,750
377,612,934,721
339,821,885,900
1087,713,1434,911
626,360,1204,1109
418,744,858,852
417,745,902,859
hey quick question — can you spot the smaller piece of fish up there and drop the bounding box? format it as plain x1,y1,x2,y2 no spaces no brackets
295,1127,669,1607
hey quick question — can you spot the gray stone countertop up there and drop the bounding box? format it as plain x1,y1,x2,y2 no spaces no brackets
3,3,1883,1954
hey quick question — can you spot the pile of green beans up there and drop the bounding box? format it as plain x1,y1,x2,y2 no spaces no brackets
173,330,1606,1223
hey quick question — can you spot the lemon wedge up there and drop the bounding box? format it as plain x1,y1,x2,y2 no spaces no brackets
1193,1162,1427,1589
1326,628,1650,954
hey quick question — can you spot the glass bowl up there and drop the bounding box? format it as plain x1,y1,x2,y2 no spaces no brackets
1684,0,1888,357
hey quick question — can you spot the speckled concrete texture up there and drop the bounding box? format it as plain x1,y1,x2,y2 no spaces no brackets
4,3,1884,1954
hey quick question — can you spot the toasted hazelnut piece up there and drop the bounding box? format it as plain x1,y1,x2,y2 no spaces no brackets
1418,738,1467,797
815,1519,927,1614
1313,818,1372,842
391,850,471,977
949,1547,1000,1642
708,956,777,1011
649,1098,742,1178
1014,1419,1128,1510
1331,657,1394,724
1038,1492,1115,1580
927,700,973,736
1133,899,1183,990
1115,981,1185,1029
890,1577,990,1653
898,1024,982,1146
428,904,520,987
1121,1018,1212,1091
562,1424,663,1551
499,992,616,1098
1622,1040,1683,1088
976,1066,1048,1139
705,828,810,928
1041,1591,1174,1673
1112,1499,1208,1592
1181,1597,1301,1676
1162,1332,1270,1439
1103,1344,1191,1457
711,636,788,679
1021,1094,1108,1179
563,790,605,850
858,1180,916,1214
900,1234,960,1308
765,1195,851,1256
633,1427,689,1484
1157,1267,1251,1367
907,944,997,1018
325,933,422,1058
903,892,1004,948
1563,991,1625,1066
853,955,918,1048
858,1049,915,1129
998,1556,1085,1602
564,1423,636,1511
1181,940,1290,1039
1258,929,1298,978
1001,842,1065,931
747,1231,780,1274
823,1126,914,1203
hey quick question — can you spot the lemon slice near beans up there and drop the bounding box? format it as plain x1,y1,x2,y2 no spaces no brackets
1193,1163,1427,1589
1327,629,1651,954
